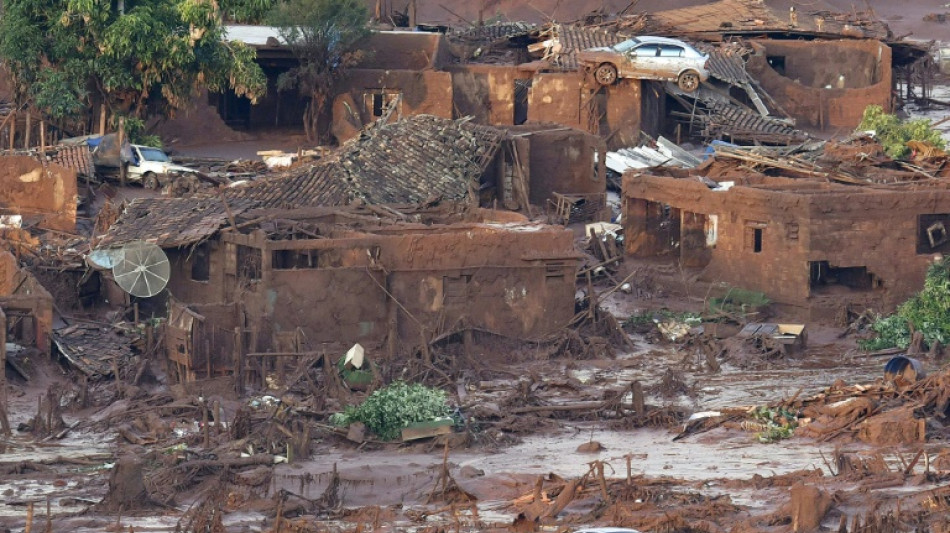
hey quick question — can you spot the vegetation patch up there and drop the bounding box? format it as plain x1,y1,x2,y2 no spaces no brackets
330,381,452,441
860,257,950,351
857,105,946,159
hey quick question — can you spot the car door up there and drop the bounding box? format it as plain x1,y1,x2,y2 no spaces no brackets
627,43,659,78
656,45,686,81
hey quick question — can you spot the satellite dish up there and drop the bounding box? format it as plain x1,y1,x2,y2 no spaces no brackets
86,247,124,270
111,241,170,298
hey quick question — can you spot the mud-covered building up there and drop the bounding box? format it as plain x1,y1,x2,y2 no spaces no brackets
218,0,918,150
622,171,950,321
99,115,586,381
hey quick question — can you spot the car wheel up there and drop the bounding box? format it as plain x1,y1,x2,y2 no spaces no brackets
142,172,159,190
678,70,701,92
594,63,618,86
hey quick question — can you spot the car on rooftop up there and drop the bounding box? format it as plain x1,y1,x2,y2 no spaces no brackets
576,36,710,92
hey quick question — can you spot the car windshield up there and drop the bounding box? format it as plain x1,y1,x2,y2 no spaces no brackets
613,39,639,53
138,147,170,163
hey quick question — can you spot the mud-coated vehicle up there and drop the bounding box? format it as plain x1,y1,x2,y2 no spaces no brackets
576,36,710,92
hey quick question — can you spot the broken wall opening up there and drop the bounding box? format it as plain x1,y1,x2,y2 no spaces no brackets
625,198,680,257
917,214,950,255
809,261,880,293
680,211,712,268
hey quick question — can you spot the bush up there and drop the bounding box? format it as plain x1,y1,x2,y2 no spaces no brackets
857,105,946,159
860,257,950,350
329,381,451,441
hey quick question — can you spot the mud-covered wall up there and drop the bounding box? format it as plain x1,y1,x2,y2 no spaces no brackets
508,126,605,205
527,73,645,150
623,174,950,319
0,250,54,355
802,190,950,319
528,72,587,129
0,156,77,231
355,31,451,70
747,40,892,130
164,243,228,305
332,70,453,142
604,79,643,149
449,64,521,125
206,223,578,349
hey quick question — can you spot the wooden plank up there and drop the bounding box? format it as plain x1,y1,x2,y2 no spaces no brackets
401,420,453,442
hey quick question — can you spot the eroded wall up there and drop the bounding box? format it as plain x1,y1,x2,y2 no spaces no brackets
0,156,77,231
0,250,54,355
449,64,521,125
502,125,605,205
747,39,892,130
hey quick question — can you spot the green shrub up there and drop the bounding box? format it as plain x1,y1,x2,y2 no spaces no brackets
329,381,451,441
857,105,946,159
860,257,950,350
708,287,770,315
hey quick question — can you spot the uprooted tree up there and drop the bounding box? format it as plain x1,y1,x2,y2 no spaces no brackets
0,0,267,137
268,0,371,142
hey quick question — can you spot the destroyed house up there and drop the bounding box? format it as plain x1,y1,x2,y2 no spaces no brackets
99,116,585,381
104,205,579,383
623,172,950,321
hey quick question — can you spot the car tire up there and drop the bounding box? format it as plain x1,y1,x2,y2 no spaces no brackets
678,70,701,92
594,63,618,86
142,172,160,190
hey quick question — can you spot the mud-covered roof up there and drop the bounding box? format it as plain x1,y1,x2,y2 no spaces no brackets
52,323,139,378
101,116,507,247
448,22,537,43
697,43,754,86
643,0,891,40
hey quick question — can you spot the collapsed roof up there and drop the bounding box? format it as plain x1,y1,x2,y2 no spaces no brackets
99,115,507,248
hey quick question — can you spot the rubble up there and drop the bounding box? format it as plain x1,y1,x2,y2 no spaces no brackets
2,2,950,533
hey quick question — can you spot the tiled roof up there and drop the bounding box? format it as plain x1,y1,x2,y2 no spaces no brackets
101,115,507,248
697,42,754,86
449,22,537,43
52,323,139,378
99,196,250,248
51,145,95,178
702,101,808,143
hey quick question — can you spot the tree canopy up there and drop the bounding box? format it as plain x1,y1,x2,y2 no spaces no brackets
0,0,267,126
268,0,371,141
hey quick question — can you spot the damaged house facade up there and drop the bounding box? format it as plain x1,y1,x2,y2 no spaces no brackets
623,170,950,321
218,0,911,151
99,115,584,382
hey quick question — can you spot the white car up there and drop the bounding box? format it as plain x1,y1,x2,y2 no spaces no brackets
128,144,197,189
577,36,710,92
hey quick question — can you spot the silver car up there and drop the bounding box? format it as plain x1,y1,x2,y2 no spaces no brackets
577,36,710,92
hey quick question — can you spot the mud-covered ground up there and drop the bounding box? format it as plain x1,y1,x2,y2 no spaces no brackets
3,262,949,533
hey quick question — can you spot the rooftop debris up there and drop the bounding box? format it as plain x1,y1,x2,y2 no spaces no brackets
52,323,141,378
99,115,507,247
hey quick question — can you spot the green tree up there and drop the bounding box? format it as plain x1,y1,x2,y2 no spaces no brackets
268,0,371,142
0,0,266,132
857,105,946,159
